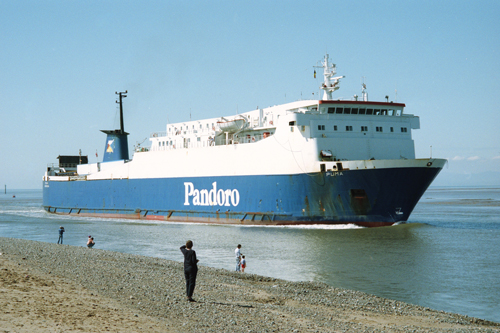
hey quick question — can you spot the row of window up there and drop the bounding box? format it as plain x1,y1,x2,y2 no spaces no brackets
158,136,205,146
319,125,408,133
324,107,402,116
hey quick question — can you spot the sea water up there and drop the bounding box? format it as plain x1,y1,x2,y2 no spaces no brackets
0,187,499,323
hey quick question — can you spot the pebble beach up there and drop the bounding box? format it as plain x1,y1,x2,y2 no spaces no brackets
1,237,498,332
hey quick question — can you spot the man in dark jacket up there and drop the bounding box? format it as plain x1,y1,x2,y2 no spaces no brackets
180,240,198,302
57,226,65,244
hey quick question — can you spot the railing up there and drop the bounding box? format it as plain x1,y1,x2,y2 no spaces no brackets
151,127,219,138
219,133,273,145
46,163,76,176
150,131,166,138
149,132,274,151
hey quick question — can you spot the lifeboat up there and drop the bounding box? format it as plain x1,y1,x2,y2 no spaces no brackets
217,117,247,133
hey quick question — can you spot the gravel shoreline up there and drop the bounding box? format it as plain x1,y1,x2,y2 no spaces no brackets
1,237,498,332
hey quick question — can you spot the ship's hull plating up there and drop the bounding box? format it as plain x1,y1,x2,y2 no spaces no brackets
43,165,442,227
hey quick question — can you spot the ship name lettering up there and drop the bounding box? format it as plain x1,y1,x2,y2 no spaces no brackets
184,182,240,207
328,172,343,177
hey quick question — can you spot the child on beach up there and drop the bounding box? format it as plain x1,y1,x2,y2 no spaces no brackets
241,255,246,273
87,236,95,248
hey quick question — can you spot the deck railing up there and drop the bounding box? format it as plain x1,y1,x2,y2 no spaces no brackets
149,132,274,152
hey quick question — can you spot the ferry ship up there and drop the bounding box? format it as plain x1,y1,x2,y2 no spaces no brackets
43,55,446,227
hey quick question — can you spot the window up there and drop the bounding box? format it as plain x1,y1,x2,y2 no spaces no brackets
351,108,358,114
346,126,353,131
376,126,383,132
333,125,338,131
318,125,325,130
336,108,343,114
401,127,408,133
366,109,373,115
390,127,394,132
328,107,335,114
359,108,366,114
374,109,381,115
301,126,305,131
289,121,296,126
197,137,201,142
361,126,368,132
344,108,351,114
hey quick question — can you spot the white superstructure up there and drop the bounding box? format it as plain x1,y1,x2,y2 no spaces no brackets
73,54,421,181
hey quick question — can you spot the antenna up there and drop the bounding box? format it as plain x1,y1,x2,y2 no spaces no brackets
361,77,368,101
115,90,128,134
314,54,344,100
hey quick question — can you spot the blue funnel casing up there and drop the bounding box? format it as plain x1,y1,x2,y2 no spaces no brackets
101,130,129,162
100,91,129,162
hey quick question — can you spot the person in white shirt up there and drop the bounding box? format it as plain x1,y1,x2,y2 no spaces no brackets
235,244,242,271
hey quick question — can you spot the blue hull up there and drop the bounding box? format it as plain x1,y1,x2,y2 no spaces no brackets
43,167,441,227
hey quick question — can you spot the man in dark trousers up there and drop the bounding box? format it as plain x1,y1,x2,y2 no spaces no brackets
180,240,198,302
57,226,65,244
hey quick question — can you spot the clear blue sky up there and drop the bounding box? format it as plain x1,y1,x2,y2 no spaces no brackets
1,0,499,189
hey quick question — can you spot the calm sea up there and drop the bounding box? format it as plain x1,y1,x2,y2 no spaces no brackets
1,187,499,323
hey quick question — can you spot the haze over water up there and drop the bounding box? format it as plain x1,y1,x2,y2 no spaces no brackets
1,187,499,323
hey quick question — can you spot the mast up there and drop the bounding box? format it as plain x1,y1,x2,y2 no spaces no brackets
317,54,345,100
100,90,130,162
117,90,127,134
361,77,368,101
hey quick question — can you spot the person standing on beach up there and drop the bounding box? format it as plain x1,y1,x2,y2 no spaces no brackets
235,244,242,272
57,226,65,244
180,240,198,302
